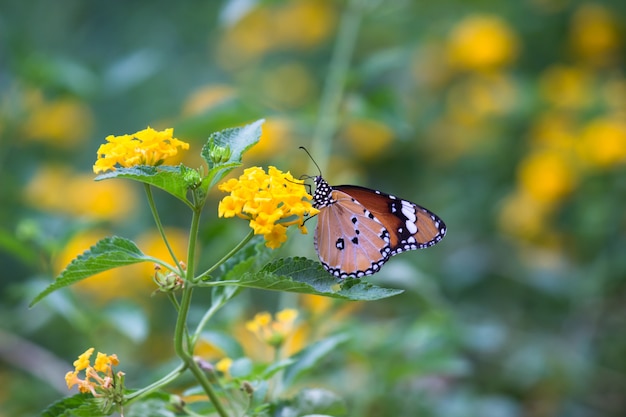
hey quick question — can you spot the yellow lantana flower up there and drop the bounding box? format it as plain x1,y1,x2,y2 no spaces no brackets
65,347,124,398
93,127,189,174
218,166,319,249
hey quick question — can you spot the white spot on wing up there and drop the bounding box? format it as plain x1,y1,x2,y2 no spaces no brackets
401,201,416,222
405,220,417,234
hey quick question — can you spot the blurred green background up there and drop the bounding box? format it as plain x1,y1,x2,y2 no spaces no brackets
1,0,625,416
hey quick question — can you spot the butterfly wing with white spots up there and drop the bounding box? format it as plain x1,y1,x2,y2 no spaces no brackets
312,176,446,279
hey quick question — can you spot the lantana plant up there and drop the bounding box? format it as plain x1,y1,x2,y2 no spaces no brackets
31,120,402,417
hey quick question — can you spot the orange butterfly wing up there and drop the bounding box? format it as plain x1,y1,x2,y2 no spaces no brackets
334,185,446,254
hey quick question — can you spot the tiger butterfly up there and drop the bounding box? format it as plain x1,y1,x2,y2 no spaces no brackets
304,151,446,279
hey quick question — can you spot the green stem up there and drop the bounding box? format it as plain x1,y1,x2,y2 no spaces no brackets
192,286,238,344
309,0,363,174
173,205,230,417
195,230,255,282
144,184,183,274
187,362,229,416
124,363,187,403
191,230,254,343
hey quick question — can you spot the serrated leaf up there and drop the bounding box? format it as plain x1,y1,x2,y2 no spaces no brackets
125,397,176,417
201,119,264,189
95,165,193,206
41,394,105,417
30,236,151,307
282,334,348,386
231,257,404,301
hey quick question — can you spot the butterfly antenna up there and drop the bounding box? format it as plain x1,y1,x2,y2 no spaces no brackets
299,146,322,177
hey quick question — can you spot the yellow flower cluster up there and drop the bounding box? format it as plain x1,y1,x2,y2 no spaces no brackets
246,309,299,348
218,166,319,249
65,347,122,396
93,127,189,174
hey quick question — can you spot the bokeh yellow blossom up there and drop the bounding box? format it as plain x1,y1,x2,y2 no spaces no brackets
341,118,394,160
21,90,94,148
216,0,336,69
517,149,578,204
569,3,621,67
246,309,299,348
24,165,138,222
539,65,594,109
578,117,626,168
181,84,237,117
93,127,189,174
447,15,519,72
218,166,319,249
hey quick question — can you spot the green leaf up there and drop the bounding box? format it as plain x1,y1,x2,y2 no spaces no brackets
260,358,296,379
125,397,176,417
41,394,105,417
282,334,349,386
95,165,193,206
30,236,151,307
224,257,404,301
201,119,264,189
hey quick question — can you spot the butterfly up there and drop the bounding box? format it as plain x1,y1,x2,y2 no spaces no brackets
303,151,446,279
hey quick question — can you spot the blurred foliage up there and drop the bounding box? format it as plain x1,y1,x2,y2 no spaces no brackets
1,0,625,416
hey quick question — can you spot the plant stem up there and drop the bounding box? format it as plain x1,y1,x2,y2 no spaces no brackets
124,363,187,403
187,361,229,416
173,204,230,417
309,0,363,174
144,184,183,274
191,285,238,344
195,230,255,282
